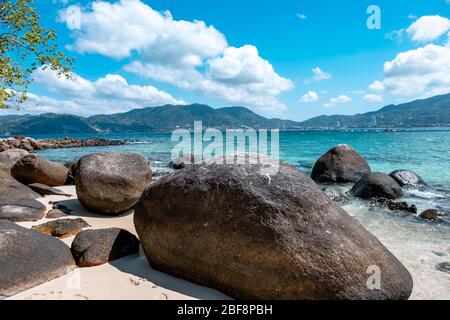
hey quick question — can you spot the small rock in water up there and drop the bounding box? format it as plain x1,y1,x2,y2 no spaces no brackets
46,209,70,219
71,228,140,267
370,198,417,214
389,170,427,187
322,187,347,202
28,183,71,197
435,262,450,274
32,218,90,238
351,172,402,200
169,154,199,170
419,209,446,221
311,144,371,183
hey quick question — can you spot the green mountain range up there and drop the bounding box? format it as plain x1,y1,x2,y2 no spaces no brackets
0,94,449,135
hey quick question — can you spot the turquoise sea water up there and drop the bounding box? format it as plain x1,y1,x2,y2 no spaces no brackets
32,129,450,188
20,129,450,298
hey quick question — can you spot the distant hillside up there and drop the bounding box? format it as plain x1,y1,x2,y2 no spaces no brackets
0,94,449,135
0,104,302,135
300,93,450,128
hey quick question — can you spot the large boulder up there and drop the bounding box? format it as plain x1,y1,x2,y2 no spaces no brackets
11,154,69,186
0,220,75,297
76,152,152,214
0,149,29,174
134,161,413,300
0,197,46,222
0,178,41,200
311,144,371,183
352,173,402,199
389,170,427,187
71,228,140,267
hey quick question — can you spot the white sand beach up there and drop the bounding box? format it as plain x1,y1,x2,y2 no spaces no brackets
9,185,230,301
7,185,449,300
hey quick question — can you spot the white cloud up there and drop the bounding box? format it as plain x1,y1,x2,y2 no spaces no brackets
363,94,383,103
369,80,385,92
300,91,319,102
296,13,307,20
59,0,292,113
26,67,185,116
370,44,450,97
323,95,351,108
407,15,450,42
308,67,332,82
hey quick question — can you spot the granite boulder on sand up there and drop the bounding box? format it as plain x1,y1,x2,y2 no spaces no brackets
0,220,75,298
11,154,69,186
76,152,152,215
135,159,413,300
71,228,140,267
311,144,371,183
0,149,29,174
32,218,90,238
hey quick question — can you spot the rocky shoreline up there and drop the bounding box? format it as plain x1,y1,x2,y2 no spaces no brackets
0,144,449,300
0,136,126,152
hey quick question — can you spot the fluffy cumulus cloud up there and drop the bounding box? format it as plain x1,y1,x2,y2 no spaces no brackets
406,15,450,42
18,67,185,116
300,91,319,102
58,0,292,113
370,44,450,97
323,95,351,108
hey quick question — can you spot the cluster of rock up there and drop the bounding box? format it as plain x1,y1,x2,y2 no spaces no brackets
1,145,417,300
0,136,125,152
0,149,148,297
310,144,447,221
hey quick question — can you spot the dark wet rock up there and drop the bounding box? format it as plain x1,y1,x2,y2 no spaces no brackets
169,154,199,170
322,187,347,202
135,161,413,300
389,170,427,187
28,183,71,197
45,209,70,219
51,203,73,214
0,220,75,297
311,144,371,183
351,172,402,200
32,218,90,239
435,262,450,274
370,198,417,213
0,197,46,222
76,152,152,215
0,178,41,200
419,209,446,221
71,228,140,267
11,154,69,186
0,149,29,174
64,161,77,185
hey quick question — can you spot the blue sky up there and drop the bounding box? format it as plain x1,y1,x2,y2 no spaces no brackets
8,0,450,120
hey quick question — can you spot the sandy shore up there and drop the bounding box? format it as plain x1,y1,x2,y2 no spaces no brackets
9,185,230,300
7,185,449,300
